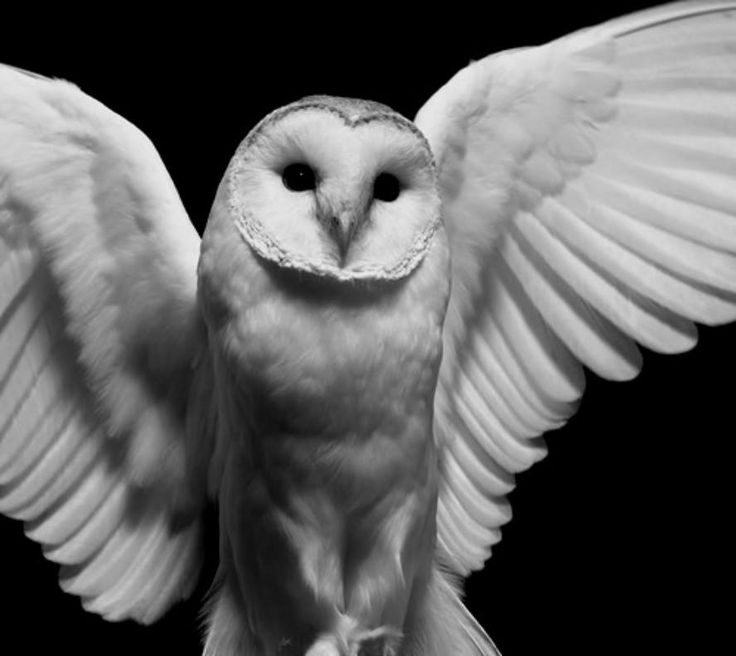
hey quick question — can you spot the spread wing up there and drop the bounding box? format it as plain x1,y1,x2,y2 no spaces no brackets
415,1,736,574
0,65,214,622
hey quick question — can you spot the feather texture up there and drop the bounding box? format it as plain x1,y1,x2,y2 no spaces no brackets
416,0,736,574
0,64,213,622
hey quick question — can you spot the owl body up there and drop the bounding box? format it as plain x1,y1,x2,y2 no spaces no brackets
198,177,451,653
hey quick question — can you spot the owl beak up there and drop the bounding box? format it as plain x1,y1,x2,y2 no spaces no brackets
328,212,359,262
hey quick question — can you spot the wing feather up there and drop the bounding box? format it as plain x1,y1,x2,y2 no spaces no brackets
26,465,119,544
538,196,736,323
417,1,736,573
43,478,129,565
488,261,586,406
0,64,214,622
514,210,697,353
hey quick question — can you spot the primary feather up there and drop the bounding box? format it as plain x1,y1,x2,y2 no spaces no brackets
416,0,736,575
0,64,212,623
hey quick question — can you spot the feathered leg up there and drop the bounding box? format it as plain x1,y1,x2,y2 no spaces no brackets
203,578,260,656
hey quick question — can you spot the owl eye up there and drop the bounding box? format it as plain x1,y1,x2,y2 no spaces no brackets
373,172,401,202
282,163,316,192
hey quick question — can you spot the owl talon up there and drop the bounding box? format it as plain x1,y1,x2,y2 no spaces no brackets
353,625,403,656
305,636,341,656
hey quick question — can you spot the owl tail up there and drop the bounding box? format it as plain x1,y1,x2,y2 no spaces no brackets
400,565,501,656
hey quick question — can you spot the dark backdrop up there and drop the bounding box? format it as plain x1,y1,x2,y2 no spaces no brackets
0,3,730,654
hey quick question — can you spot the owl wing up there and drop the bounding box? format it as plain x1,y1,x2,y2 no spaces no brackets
0,65,214,622
415,0,736,575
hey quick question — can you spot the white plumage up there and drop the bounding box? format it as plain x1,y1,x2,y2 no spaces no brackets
1,2,735,654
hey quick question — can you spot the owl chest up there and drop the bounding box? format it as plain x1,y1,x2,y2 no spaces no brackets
232,289,442,440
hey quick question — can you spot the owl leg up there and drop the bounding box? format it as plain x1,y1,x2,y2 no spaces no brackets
224,474,350,654
296,489,433,656
202,575,264,656
220,458,435,655
332,489,435,656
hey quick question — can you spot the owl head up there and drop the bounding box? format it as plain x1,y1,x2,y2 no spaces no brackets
205,96,441,284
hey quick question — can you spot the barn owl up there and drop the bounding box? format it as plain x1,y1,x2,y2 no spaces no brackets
1,2,735,655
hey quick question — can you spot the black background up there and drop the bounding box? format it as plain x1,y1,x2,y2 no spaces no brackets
0,3,731,654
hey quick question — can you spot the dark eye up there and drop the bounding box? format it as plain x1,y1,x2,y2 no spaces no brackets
373,172,401,202
282,163,316,192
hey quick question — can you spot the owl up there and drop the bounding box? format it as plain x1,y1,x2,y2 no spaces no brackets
1,2,734,655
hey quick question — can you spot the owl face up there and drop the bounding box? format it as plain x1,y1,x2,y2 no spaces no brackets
224,97,441,282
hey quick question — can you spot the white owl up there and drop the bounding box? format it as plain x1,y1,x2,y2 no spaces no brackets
0,2,734,655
